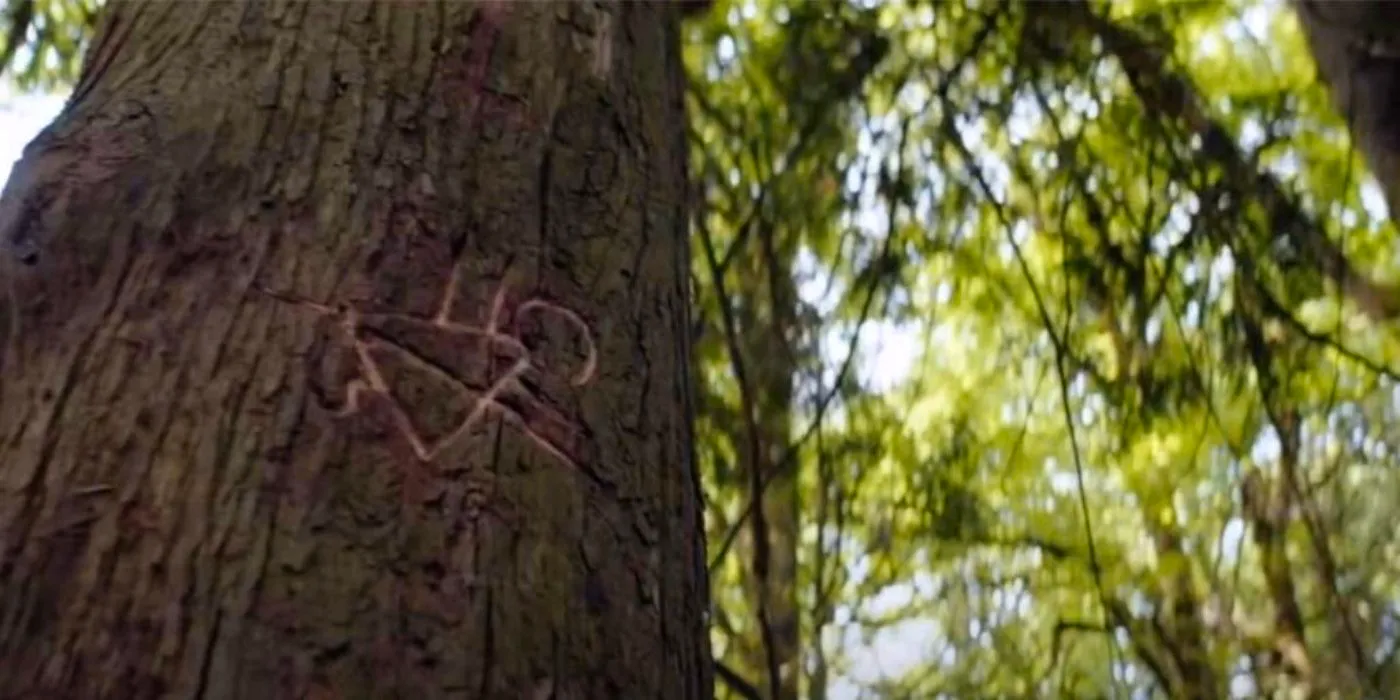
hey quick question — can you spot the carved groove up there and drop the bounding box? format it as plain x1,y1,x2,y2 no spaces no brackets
259,258,596,472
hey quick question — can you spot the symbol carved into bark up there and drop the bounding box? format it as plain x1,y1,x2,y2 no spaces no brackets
258,264,596,471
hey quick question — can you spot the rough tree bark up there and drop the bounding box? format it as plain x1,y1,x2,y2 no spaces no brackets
0,1,711,698
1293,0,1400,221
1292,1,1400,320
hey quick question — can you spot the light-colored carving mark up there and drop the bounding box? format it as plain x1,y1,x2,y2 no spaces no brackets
592,10,615,79
258,274,596,471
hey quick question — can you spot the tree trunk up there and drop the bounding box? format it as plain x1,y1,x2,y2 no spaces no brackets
735,261,800,700
1293,0,1400,221
0,1,711,698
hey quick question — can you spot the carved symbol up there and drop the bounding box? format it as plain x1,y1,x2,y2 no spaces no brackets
258,261,596,472
443,0,537,133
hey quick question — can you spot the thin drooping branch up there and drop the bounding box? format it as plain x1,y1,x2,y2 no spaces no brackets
0,0,33,82
690,27,889,280
941,103,1124,695
1233,294,1318,693
1233,275,1377,695
696,208,783,700
1037,0,1400,321
714,660,764,700
703,4,1003,576
702,161,898,577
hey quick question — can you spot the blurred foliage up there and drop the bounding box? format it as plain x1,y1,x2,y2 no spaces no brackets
0,0,96,91
9,0,1400,698
684,0,1400,698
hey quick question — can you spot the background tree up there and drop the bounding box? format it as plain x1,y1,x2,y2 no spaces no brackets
1293,0,1400,236
685,5,891,697
0,1,710,697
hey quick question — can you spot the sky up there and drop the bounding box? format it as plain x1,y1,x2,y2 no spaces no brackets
0,90,63,172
